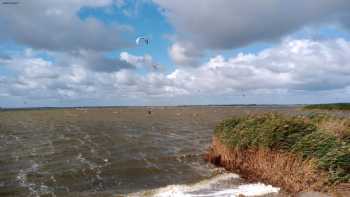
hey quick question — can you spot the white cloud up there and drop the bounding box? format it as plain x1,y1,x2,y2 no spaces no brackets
0,0,132,51
120,52,163,71
168,42,202,66
120,52,152,68
168,38,350,94
1,38,350,105
153,0,350,51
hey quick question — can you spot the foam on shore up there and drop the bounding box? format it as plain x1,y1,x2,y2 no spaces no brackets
129,173,280,197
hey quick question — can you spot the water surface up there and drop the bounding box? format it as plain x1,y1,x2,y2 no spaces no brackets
0,107,291,196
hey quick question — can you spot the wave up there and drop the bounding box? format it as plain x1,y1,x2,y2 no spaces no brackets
16,162,55,197
128,173,280,197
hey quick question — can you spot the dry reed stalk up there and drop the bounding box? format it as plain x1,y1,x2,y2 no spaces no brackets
317,119,350,139
206,137,330,193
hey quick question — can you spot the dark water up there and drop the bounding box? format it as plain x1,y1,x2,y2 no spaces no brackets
0,107,289,197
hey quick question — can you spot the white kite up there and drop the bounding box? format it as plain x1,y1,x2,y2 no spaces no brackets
136,37,149,46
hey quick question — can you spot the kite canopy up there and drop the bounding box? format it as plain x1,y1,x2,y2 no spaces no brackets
136,37,149,46
135,36,161,71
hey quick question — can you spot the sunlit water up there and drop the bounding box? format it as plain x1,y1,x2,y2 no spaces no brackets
0,107,289,197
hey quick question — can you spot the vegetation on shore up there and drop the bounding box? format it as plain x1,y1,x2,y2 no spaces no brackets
304,103,350,110
214,113,350,186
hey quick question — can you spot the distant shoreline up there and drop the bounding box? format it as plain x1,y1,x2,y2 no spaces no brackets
3,102,350,112
304,103,350,110
0,104,302,111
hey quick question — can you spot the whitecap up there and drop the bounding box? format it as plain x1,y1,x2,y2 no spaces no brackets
128,173,279,197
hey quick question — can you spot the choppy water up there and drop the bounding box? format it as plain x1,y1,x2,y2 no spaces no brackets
0,107,288,197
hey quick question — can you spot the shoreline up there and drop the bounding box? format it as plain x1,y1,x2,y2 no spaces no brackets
205,113,350,196
205,137,327,194
206,137,350,196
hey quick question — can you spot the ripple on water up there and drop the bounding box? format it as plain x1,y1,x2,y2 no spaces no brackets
16,162,55,197
0,107,294,196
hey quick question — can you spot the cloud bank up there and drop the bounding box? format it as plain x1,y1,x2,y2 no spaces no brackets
1,38,350,105
154,0,350,66
1,1,350,106
0,0,133,51
154,0,350,49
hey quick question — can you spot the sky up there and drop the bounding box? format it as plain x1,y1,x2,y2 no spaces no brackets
1,0,350,107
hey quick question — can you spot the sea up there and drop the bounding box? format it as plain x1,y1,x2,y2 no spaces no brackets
0,107,290,197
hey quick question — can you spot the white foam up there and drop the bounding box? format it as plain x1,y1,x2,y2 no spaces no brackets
129,173,279,197
16,162,55,197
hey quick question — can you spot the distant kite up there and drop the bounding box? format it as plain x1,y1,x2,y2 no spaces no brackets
151,64,159,70
136,37,149,46
136,36,161,71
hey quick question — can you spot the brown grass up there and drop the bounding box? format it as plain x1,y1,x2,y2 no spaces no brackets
317,118,350,139
206,137,330,193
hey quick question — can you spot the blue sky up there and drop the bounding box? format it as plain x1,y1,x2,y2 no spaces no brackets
78,1,175,71
1,0,350,107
